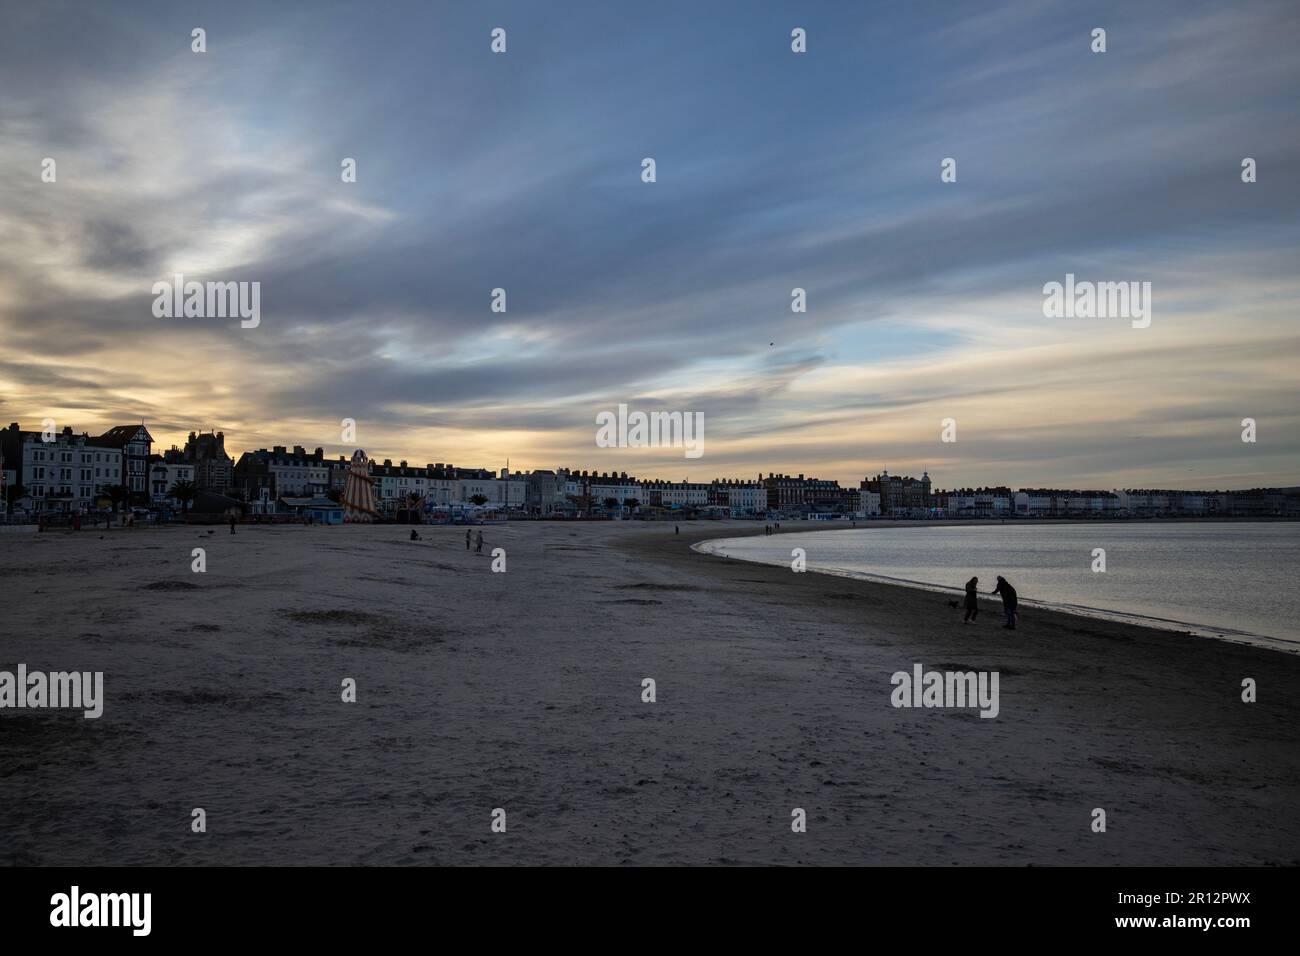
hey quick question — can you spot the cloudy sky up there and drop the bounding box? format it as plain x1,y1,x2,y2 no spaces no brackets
2,0,1297,489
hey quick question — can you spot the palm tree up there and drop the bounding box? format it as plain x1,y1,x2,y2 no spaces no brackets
169,479,198,516
469,494,489,507
603,497,620,513
623,498,640,512
402,491,425,524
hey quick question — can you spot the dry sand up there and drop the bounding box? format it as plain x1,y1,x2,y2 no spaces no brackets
1,520,1297,866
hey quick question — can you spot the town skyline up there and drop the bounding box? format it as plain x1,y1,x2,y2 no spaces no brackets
2,413,1294,496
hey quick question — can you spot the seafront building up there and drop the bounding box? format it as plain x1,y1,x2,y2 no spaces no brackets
710,479,768,517
4,416,1298,519
148,458,196,505
762,473,809,513
234,446,330,508
641,479,710,510
863,471,933,517
1,422,126,514
92,424,154,505
520,469,565,516
181,430,235,493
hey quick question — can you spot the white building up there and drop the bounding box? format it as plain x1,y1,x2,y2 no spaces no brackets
587,475,643,511
946,488,1013,516
458,475,526,508
713,480,766,516
642,480,710,508
350,460,527,512
236,446,329,506
370,460,433,509
150,461,196,503
271,461,329,495
1064,493,1118,514
1013,491,1063,516
12,426,123,513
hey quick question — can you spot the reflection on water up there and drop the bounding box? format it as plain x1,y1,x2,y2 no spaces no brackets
696,523,1300,650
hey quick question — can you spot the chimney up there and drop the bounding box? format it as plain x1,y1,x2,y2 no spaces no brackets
383,459,392,467
293,445,306,457
314,447,323,457
273,445,286,454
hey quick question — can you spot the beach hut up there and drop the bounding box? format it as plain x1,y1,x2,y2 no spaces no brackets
278,496,344,524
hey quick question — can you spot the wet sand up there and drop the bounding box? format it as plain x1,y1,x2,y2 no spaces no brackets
1,520,1297,865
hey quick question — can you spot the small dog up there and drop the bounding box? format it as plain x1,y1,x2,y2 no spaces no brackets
947,599,961,609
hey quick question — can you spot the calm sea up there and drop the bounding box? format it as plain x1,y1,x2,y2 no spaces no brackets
696,522,1300,650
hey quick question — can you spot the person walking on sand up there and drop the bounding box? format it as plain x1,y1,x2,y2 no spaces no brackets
229,514,236,534
675,525,679,535
992,575,1018,629
963,576,979,624
475,530,483,553
465,528,471,550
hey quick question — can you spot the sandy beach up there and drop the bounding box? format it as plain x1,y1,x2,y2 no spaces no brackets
2,520,1298,866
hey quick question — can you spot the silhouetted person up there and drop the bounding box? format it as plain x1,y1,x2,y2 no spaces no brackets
410,529,420,541
992,576,1018,629
475,530,483,553
229,515,236,534
675,525,679,535
963,576,979,624
465,529,471,550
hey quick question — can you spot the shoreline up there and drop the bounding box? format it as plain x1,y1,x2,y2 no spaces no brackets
689,528,1299,655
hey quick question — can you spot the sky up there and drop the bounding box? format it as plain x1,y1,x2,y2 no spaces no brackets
1,0,1297,490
